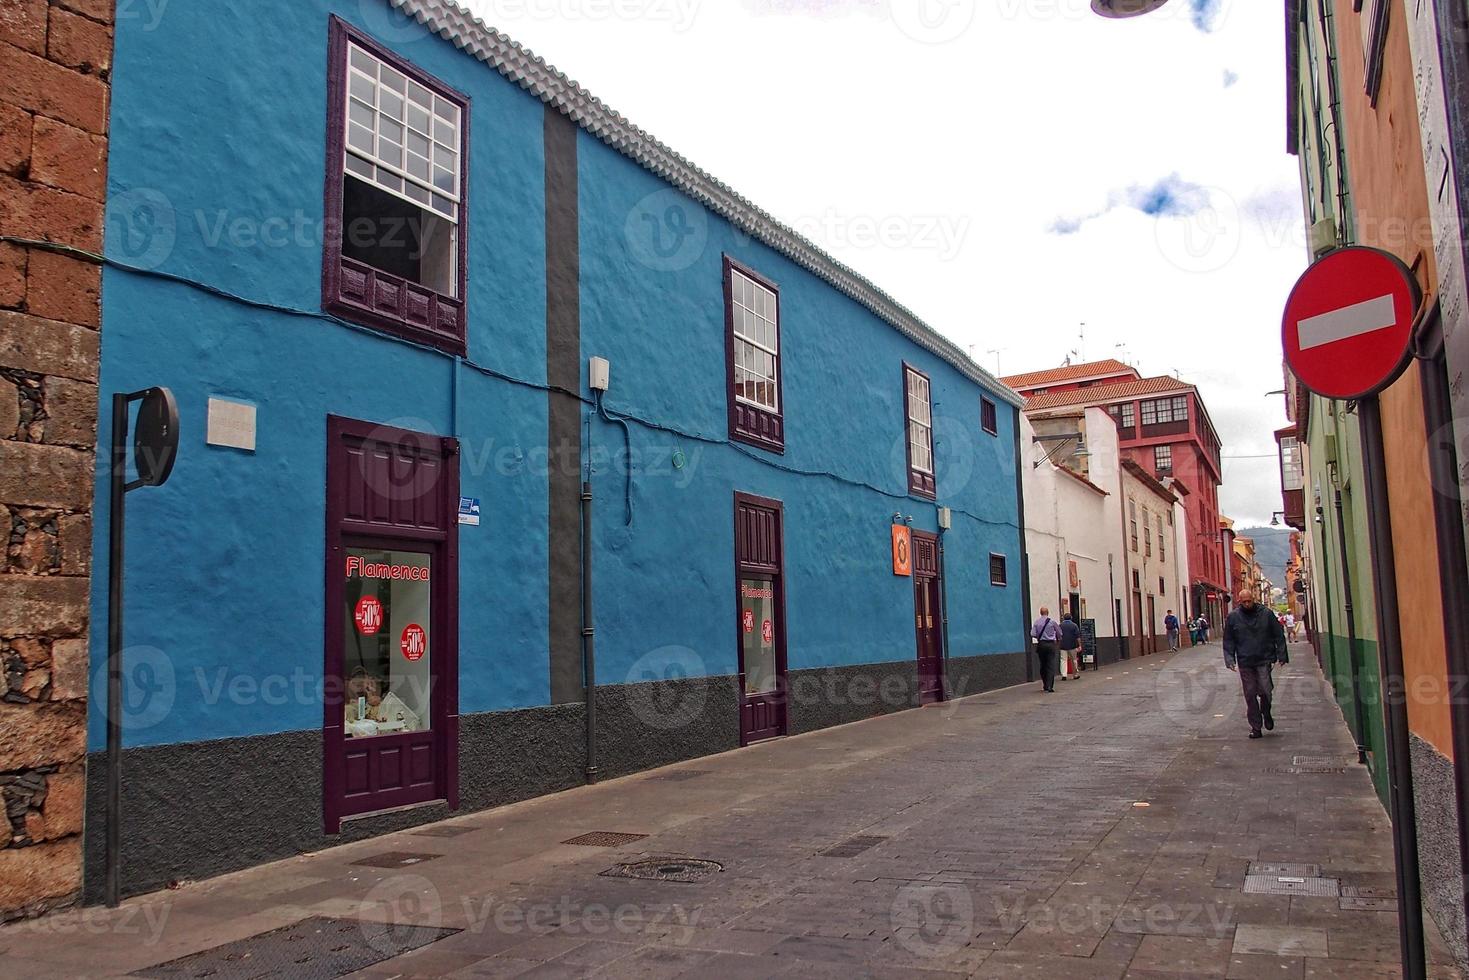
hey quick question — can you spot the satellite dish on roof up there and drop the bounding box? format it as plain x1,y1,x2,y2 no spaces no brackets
1091,0,1172,16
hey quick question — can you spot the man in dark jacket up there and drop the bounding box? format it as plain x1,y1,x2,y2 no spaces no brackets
1059,613,1082,679
1223,588,1288,738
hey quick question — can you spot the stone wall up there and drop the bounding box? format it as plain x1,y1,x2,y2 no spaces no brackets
0,0,112,919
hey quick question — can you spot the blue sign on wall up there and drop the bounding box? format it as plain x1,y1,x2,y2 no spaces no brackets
458,497,481,527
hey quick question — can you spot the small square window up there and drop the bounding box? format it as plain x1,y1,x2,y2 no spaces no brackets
981,397,998,435
989,554,1008,586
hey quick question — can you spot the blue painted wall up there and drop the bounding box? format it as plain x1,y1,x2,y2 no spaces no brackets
91,0,1022,751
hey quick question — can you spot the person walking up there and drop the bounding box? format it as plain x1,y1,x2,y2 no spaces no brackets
1059,612,1082,680
1285,612,1298,643
1198,614,1210,642
1223,587,1288,739
1031,607,1060,693
1164,610,1180,651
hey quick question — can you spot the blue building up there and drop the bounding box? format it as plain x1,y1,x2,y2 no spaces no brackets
87,0,1028,899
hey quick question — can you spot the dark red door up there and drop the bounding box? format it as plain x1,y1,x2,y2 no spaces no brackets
324,417,459,833
735,493,787,745
912,531,945,704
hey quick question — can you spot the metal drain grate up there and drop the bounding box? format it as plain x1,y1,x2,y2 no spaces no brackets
1251,862,1320,877
1294,755,1350,767
409,825,478,838
1265,766,1348,775
130,915,458,979
563,831,649,847
601,857,723,882
819,835,889,858
1244,874,1340,897
649,770,712,782
350,851,442,869
1340,885,1397,912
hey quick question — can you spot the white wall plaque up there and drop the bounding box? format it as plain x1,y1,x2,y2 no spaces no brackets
207,398,256,451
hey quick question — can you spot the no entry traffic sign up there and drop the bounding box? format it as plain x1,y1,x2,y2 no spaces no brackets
1282,247,1422,400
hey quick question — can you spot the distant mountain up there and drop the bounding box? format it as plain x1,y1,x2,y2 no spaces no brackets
1235,526,1293,590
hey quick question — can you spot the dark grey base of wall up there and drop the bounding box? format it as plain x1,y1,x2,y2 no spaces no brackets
84,653,1025,904
1410,734,1467,972
1092,637,1124,667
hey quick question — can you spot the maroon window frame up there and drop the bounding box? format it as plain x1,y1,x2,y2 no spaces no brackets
989,553,1008,586
903,363,936,499
323,16,470,355
723,256,784,453
981,397,998,436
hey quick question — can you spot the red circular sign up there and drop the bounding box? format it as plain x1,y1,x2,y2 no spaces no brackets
1282,246,1421,400
353,596,383,635
400,623,427,661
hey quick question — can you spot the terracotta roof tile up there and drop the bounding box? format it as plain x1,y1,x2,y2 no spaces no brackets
1022,376,1192,411
1000,359,1138,389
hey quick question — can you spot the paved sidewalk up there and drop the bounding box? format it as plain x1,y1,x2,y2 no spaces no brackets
1,643,1460,978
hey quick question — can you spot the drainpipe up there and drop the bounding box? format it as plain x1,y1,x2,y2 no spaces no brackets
581,478,598,784
1333,486,1369,766
1358,398,1425,980
937,528,951,682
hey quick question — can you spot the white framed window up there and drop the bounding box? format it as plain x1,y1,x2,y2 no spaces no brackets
1280,436,1305,492
346,41,461,218
1155,444,1173,473
340,38,462,298
730,267,780,413
906,367,934,475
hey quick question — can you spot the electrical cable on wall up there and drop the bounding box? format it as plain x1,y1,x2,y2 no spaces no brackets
5,235,1019,535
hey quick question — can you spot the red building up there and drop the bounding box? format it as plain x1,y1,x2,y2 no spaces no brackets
1004,361,1231,626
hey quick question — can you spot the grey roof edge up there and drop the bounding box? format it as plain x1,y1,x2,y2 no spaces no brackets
391,0,1024,409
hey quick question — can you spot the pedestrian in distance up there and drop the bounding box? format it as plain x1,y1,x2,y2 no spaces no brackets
1031,606,1060,693
1285,612,1298,643
1059,612,1082,680
1223,587,1289,739
1199,614,1211,642
1164,609,1180,651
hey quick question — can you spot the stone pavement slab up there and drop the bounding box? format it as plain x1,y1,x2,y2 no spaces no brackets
0,643,1461,979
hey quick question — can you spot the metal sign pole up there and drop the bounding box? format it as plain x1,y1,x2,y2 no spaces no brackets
105,393,127,909
1358,395,1426,980
103,386,179,909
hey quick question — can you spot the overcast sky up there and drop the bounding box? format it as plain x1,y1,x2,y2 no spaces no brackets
455,0,1304,527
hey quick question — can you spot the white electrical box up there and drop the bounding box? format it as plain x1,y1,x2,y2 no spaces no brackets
937,506,952,530
589,356,610,392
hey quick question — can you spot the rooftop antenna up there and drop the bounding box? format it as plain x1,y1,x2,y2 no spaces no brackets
1115,342,1132,367
1078,322,1086,361
987,348,1005,375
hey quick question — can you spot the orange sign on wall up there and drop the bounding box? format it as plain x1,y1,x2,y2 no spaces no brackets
1068,560,1080,589
892,524,912,577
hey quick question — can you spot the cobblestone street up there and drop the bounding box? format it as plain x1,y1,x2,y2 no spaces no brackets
1,643,1460,978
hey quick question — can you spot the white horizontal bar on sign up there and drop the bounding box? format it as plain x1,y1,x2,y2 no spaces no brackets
1296,294,1397,350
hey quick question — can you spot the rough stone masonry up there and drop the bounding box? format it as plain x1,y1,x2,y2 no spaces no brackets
0,0,113,920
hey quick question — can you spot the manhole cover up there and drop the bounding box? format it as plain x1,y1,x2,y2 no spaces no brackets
564,831,649,847
650,770,712,782
1265,766,1347,774
819,835,888,858
1244,874,1340,897
131,916,458,979
1251,862,1320,877
601,857,723,882
350,851,441,868
409,825,478,838
1341,886,1395,898
1340,896,1398,911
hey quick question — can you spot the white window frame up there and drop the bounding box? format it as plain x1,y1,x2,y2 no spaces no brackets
906,367,934,476
344,40,463,223
730,267,780,413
